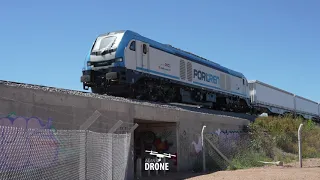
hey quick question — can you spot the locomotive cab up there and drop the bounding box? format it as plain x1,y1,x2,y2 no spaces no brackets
81,31,128,94
86,31,125,69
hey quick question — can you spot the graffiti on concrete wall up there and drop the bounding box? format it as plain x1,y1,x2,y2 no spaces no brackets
139,127,177,167
141,130,174,153
205,128,249,156
6,112,16,118
178,129,190,167
0,113,59,170
177,126,248,172
211,128,248,136
191,136,202,155
179,130,202,157
207,128,247,144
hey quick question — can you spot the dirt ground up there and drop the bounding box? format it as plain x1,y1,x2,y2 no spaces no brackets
137,158,320,180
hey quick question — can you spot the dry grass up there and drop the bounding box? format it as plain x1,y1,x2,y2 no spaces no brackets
229,115,320,169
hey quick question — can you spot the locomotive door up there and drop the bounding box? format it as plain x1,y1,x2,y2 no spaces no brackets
242,78,247,95
142,43,149,69
136,41,149,70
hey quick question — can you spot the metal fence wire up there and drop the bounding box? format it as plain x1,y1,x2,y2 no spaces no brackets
0,125,131,180
199,132,252,172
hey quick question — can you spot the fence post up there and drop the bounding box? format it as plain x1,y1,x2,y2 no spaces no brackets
163,158,166,175
123,132,133,180
298,123,303,168
201,125,206,173
79,110,101,180
136,158,142,178
79,110,101,130
106,120,124,179
128,123,138,179
124,133,128,178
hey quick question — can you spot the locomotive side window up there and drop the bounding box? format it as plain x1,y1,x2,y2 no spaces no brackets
129,41,136,51
243,79,245,85
143,44,147,54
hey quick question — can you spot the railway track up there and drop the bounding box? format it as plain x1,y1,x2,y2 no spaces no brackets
0,80,257,121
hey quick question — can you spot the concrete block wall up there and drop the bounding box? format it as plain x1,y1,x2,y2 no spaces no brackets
0,85,134,131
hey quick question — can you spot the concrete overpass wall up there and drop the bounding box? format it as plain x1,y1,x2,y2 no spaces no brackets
0,81,252,179
177,115,248,172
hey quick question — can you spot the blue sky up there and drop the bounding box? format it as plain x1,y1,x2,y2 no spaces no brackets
1,0,320,102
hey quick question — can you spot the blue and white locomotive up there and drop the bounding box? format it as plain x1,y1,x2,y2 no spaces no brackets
81,30,251,112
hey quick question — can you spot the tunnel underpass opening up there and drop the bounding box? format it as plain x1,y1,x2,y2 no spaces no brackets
133,119,178,178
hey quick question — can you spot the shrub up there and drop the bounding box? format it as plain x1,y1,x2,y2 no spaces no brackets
229,115,320,170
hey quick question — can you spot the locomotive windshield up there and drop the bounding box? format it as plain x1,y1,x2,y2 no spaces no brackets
91,36,117,52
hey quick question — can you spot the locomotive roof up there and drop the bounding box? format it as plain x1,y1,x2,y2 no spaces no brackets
100,30,246,79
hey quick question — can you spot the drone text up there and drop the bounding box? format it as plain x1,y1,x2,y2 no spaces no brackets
145,162,169,171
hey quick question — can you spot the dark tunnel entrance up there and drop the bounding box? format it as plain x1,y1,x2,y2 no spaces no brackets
133,119,178,178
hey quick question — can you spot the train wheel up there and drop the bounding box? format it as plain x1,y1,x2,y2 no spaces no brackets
148,91,159,102
129,85,145,100
162,87,176,103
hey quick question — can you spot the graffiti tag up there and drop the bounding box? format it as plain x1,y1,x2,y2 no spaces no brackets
208,128,248,136
0,115,60,171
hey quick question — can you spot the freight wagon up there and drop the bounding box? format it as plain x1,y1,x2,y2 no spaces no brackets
249,80,320,121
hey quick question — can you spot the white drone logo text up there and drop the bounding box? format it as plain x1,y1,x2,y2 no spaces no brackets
144,150,176,171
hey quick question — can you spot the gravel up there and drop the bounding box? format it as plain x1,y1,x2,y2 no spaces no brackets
138,158,320,180
0,80,256,121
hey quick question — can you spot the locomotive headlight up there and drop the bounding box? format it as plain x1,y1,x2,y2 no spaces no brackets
115,58,123,62
87,61,91,66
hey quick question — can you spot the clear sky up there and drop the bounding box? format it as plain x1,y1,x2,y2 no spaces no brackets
1,0,319,102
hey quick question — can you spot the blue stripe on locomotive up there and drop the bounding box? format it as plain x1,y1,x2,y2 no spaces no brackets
115,30,246,79
85,49,92,70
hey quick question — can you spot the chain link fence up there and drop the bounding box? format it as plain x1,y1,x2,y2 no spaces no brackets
203,130,252,171
193,116,320,173
189,131,252,172
201,128,289,172
0,124,133,180
0,94,139,180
